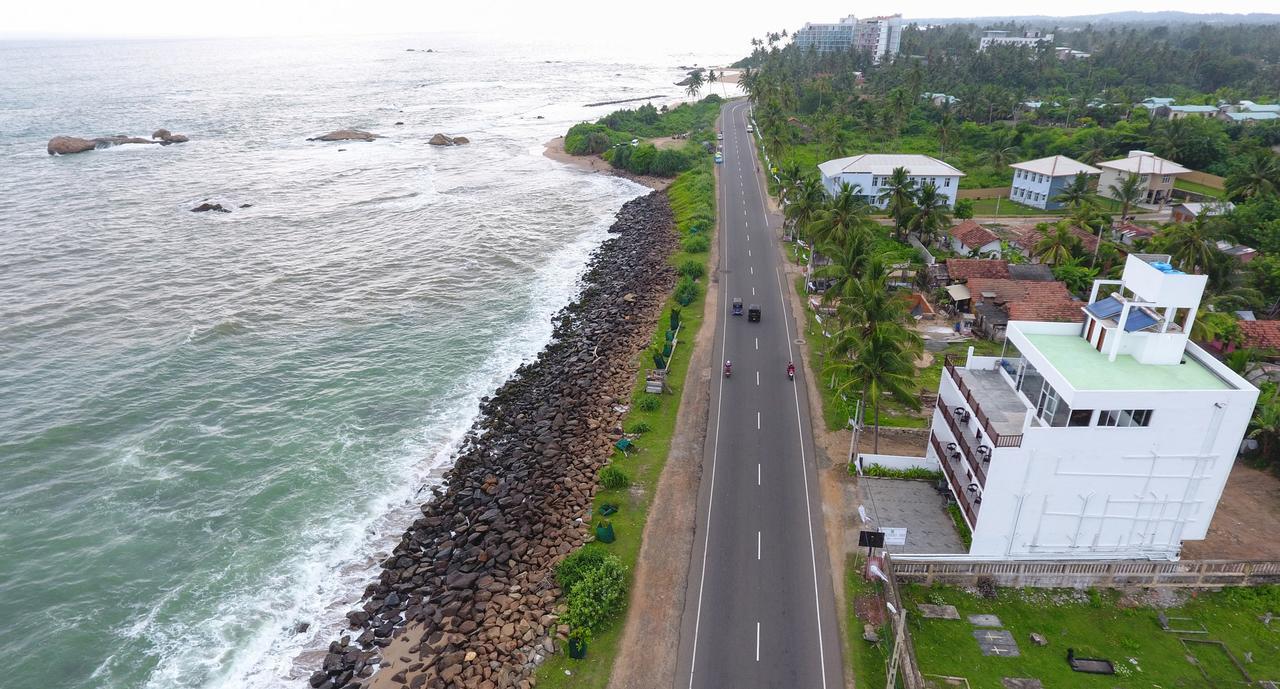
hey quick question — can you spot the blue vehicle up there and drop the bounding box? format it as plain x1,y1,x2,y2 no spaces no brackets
714,152,723,164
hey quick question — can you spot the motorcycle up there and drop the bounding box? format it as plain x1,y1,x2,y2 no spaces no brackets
723,361,732,378
787,363,795,381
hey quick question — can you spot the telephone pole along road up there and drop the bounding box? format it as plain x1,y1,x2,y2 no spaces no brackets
675,100,844,689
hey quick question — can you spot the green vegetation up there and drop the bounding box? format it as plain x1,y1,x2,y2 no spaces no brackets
535,161,716,687
843,554,891,688
563,96,724,177
1174,177,1226,199
598,465,631,490
945,503,973,548
858,463,944,481
968,197,1058,217
559,553,628,644
903,583,1280,688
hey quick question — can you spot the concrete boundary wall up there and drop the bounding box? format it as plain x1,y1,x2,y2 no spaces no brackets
889,557,1280,588
859,453,939,472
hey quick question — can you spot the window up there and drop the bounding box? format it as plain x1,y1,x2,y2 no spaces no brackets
1099,409,1153,427
945,178,951,187
1162,175,1171,183
1068,409,1094,427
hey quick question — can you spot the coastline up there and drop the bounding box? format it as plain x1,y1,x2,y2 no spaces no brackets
543,137,674,192
309,193,679,689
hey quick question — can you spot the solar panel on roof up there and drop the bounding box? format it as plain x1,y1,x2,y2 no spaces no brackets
1123,309,1159,332
1085,296,1123,319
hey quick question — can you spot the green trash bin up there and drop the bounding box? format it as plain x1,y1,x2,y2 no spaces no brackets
600,503,619,516
568,637,588,659
662,343,673,358
595,520,616,543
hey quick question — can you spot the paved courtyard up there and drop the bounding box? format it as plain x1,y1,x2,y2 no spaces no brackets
860,477,967,554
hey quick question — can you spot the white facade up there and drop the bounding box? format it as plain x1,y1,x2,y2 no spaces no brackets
818,154,964,209
794,14,902,61
926,254,1258,560
1098,151,1190,206
854,14,903,63
793,15,858,53
1009,156,1100,211
978,30,1054,52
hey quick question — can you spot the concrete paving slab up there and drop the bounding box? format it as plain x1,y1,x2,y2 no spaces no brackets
860,478,966,554
973,629,1020,657
1002,679,1043,689
918,604,961,620
969,614,1003,627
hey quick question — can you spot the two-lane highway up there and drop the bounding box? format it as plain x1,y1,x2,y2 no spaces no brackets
675,100,843,688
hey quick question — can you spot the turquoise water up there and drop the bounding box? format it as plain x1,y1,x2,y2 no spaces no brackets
0,34,737,688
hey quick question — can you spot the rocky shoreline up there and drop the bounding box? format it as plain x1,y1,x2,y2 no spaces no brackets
308,191,678,689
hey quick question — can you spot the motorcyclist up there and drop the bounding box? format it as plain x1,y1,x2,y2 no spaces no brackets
787,361,796,379
724,360,732,376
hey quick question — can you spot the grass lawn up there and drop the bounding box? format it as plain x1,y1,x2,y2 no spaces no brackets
533,166,714,688
902,583,1280,689
844,554,891,688
1175,178,1226,199
969,198,1060,217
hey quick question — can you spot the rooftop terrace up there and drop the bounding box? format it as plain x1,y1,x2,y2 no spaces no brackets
1024,333,1229,391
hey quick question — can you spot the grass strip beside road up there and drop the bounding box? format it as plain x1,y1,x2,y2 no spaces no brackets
534,163,715,688
843,554,891,688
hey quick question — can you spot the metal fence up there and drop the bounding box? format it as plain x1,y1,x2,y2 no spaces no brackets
890,558,1280,588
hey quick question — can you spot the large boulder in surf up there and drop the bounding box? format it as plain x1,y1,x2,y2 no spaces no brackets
307,129,381,142
451,136,470,145
151,129,190,144
428,133,470,146
47,136,97,155
152,128,172,140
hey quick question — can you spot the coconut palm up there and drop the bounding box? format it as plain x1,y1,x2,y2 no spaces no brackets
830,326,921,453
877,167,916,241
1190,307,1240,344
785,181,827,243
937,107,956,156
815,230,874,306
1053,172,1092,210
1248,387,1280,464
706,69,721,96
1225,150,1280,201
1106,172,1146,222
685,71,704,100
1161,219,1218,275
1033,221,1082,265
905,183,953,246
988,129,1020,168
812,182,873,252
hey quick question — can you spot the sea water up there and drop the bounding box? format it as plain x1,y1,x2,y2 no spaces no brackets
0,33,740,688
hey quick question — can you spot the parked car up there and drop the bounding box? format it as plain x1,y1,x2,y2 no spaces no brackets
714,153,723,164
717,132,723,140
630,138,639,146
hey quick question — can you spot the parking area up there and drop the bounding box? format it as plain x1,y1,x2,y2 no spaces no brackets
860,477,966,554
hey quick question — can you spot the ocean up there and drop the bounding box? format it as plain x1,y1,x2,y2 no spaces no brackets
0,33,740,688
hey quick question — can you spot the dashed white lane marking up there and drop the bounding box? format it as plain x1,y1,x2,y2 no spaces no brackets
757,411,761,430
757,531,761,560
755,622,761,662
747,234,750,241
749,266,754,275
752,287,756,296
757,463,761,486
755,370,760,386
748,249,752,257
754,337,758,351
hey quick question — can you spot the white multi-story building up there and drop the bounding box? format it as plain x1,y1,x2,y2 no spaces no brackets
818,154,964,208
1098,150,1190,207
978,30,1054,52
793,14,902,61
1008,155,1101,211
926,254,1258,560
854,14,903,63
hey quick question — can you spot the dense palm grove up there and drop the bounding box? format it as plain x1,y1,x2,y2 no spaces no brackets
737,20,1280,467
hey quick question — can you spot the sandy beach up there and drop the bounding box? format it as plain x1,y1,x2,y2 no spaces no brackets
542,137,673,191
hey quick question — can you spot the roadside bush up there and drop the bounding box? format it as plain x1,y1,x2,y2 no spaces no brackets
635,394,661,412
954,198,975,219
681,234,709,253
678,259,705,279
674,276,700,306
599,464,631,489
561,553,628,641
627,421,651,434
555,547,609,591
862,463,944,481
564,122,626,155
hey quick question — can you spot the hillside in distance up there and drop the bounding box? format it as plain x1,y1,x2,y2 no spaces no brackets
918,10,1280,26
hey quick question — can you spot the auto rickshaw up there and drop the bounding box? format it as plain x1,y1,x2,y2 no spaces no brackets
732,298,743,316
748,304,761,322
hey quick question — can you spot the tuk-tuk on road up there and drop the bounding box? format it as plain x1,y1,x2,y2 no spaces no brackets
732,298,743,317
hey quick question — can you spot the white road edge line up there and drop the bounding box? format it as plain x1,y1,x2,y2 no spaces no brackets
773,264,830,689
686,100,743,689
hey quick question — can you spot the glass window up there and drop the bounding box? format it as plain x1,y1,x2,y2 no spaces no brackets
945,178,951,187
1099,409,1153,427
1068,409,1094,427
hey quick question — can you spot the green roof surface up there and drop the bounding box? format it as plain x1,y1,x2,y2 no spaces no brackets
1025,333,1230,391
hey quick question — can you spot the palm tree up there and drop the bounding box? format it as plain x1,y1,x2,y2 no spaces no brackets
1162,219,1218,275
1225,150,1280,201
815,230,874,305
1106,172,1146,222
830,327,921,453
685,71,704,100
906,183,953,246
1053,172,1092,210
785,182,826,243
937,107,956,156
988,129,1020,168
706,69,721,96
1033,221,1082,265
877,167,916,241
1190,307,1240,344
1248,388,1280,464
812,183,873,252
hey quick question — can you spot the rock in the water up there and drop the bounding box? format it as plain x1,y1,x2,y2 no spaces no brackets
152,128,171,140
394,121,404,125
451,136,470,145
191,202,231,213
47,136,97,155
151,129,190,144
163,134,189,144
307,129,382,142
428,133,454,146
239,203,253,208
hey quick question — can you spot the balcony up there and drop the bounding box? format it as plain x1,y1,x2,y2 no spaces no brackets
943,355,1027,447
931,432,980,527
937,404,988,486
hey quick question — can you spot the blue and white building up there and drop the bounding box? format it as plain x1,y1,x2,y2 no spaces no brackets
1008,155,1101,211
818,154,964,208
792,15,858,54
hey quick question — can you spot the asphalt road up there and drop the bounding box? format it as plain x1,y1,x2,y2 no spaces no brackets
674,100,844,689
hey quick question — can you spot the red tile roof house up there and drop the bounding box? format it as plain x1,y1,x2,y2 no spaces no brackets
1236,320,1280,354
945,258,1010,281
1001,223,1111,262
960,277,1083,340
948,220,1002,258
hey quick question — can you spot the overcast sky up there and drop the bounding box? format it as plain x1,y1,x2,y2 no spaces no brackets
3,0,1273,45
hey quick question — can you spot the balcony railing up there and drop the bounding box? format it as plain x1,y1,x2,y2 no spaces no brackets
938,404,988,486
943,355,1024,448
931,433,978,527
